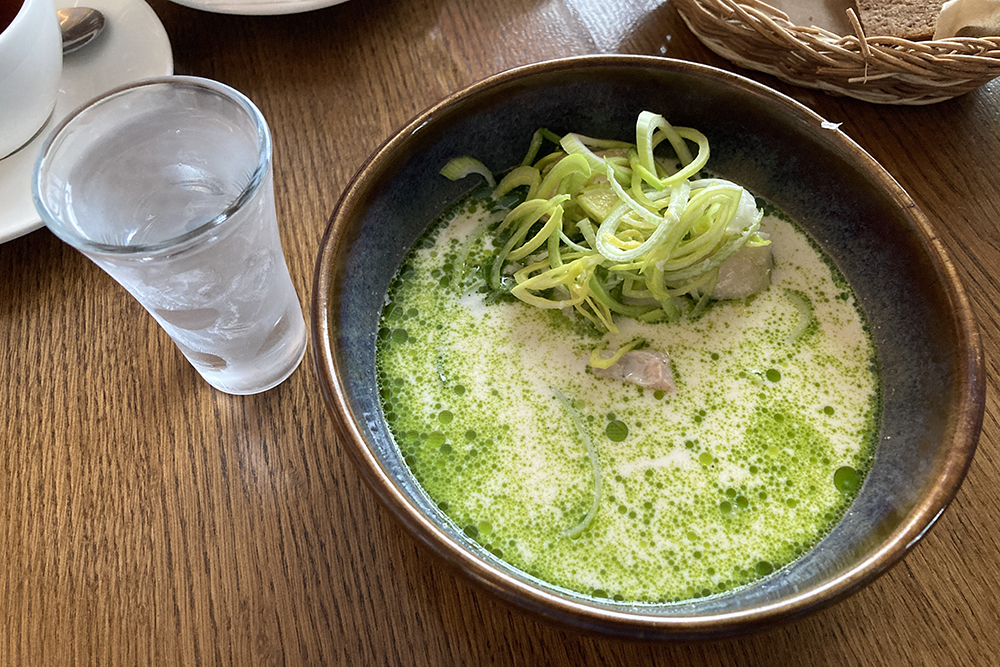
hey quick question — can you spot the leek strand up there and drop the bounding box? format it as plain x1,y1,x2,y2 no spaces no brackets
552,387,602,538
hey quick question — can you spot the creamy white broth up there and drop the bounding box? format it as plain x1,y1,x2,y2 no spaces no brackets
377,191,879,602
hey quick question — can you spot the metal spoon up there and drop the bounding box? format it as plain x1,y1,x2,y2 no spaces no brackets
57,7,106,55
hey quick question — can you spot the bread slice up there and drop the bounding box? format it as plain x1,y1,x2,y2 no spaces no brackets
855,0,942,40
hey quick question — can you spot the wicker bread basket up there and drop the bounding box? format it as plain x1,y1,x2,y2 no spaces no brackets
674,0,1000,104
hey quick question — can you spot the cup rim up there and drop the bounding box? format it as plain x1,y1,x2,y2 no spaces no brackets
32,75,272,257
1,0,32,43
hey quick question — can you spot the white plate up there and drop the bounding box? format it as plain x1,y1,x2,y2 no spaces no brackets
0,0,173,244
166,0,347,16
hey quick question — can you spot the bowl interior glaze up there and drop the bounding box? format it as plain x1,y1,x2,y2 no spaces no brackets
312,56,983,639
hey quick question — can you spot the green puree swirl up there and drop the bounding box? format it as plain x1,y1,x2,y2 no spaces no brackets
376,191,880,603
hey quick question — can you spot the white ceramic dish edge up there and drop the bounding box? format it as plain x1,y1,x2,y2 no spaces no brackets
0,0,173,244
165,0,348,17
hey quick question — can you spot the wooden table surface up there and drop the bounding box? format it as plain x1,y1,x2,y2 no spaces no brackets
2,0,999,663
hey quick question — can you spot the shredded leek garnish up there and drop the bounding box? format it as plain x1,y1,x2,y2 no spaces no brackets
785,289,815,344
589,338,646,370
442,111,769,331
440,156,496,188
552,388,602,537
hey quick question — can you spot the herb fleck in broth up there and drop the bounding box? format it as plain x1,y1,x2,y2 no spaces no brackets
376,189,879,603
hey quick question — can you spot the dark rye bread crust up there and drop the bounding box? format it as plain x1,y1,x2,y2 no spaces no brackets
855,0,942,40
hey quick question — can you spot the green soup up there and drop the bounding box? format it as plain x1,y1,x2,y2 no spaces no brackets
376,189,879,603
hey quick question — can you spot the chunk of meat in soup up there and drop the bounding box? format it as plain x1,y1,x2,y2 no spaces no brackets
592,350,676,392
712,242,773,301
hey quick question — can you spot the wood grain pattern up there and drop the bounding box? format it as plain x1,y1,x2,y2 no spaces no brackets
1,0,998,663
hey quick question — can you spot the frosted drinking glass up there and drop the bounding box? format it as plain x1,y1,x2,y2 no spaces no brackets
34,76,307,395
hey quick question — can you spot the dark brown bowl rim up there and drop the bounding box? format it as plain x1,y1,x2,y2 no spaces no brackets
311,54,985,639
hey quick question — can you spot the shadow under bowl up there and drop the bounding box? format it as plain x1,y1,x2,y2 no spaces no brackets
312,55,984,640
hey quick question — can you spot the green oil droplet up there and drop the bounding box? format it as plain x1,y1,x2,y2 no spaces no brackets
766,369,781,382
823,406,835,416
438,410,453,424
391,329,409,343
606,420,629,442
834,466,860,494
756,561,774,577
427,432,446,447
478,521,492,535
699,452,714,466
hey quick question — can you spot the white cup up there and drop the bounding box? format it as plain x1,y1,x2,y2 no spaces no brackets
0,0,62,159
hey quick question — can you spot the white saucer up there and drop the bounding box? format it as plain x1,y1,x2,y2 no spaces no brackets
0,0,173,244
167,0,347,16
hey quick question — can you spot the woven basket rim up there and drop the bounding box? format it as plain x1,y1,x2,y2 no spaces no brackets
674,0,1000,104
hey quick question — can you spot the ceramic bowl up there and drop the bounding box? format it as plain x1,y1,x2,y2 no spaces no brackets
312,55,984,639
